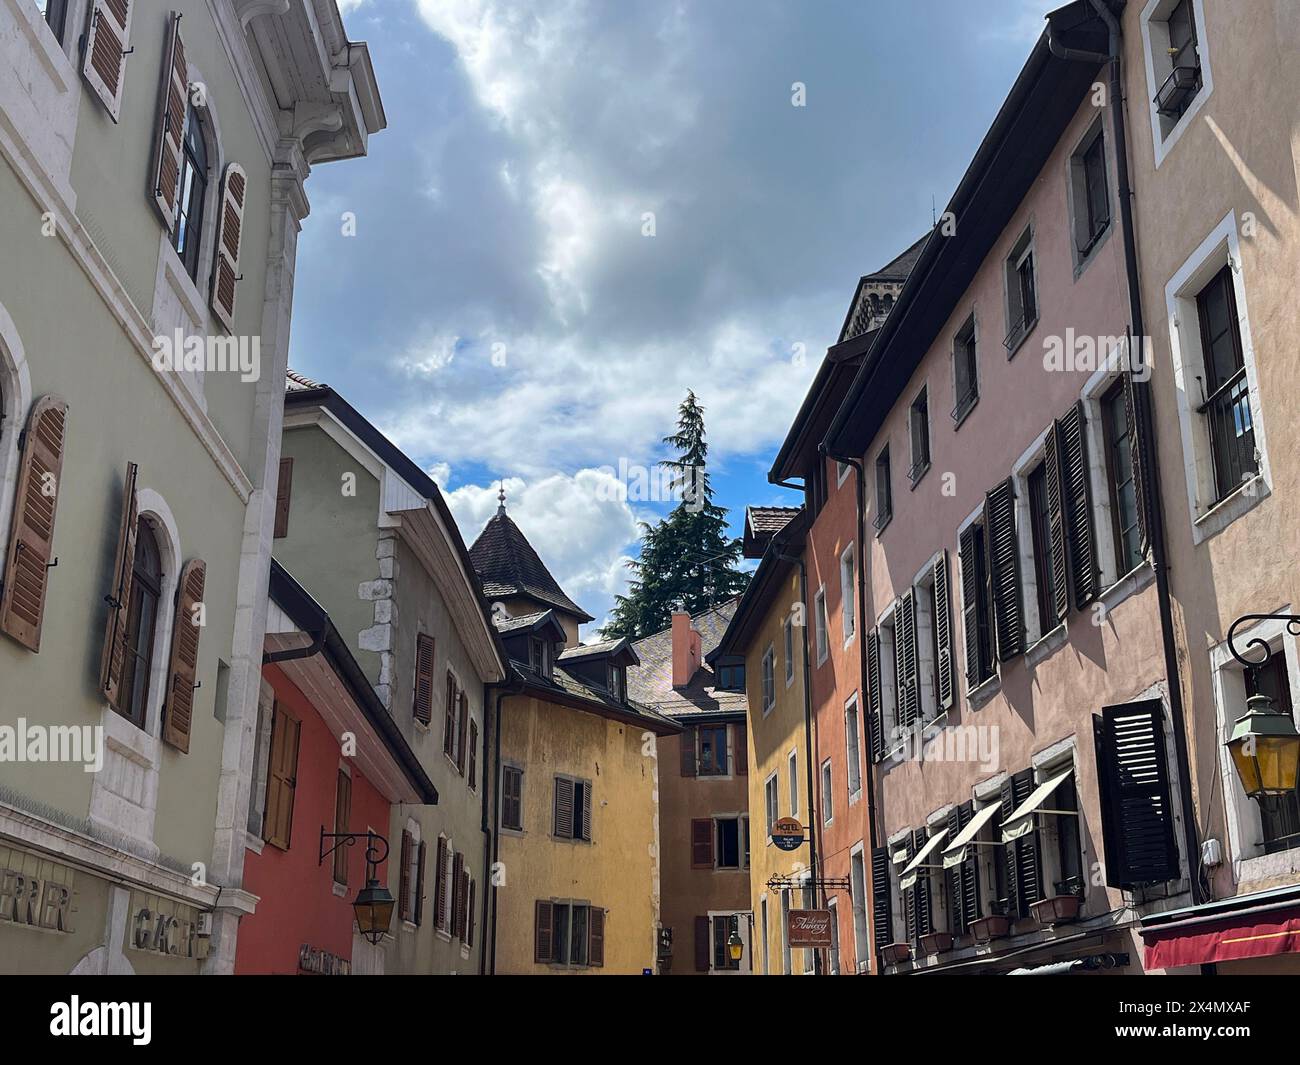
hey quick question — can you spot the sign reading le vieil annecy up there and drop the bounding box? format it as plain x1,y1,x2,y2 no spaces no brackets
787,909,833,948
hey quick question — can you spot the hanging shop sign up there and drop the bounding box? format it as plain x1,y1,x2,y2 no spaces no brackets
770,816,806,852
787,909,833,948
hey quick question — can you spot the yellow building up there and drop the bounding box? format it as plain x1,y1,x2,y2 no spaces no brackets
711,507,813,974
469,500,677,974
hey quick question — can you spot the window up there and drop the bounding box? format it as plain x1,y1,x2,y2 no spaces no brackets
413,632,435,726
1195,264,1257,503
1246,654,1300,854
761,645,775,713
172,107,209,282
1152,0,1202,124
117,521,163,728
783,616,795,685
845,695,862,799
780,890,792,975
820,759,833,825
1100,381,1144,576
262,702,301,851
468,719,479,790
332,769,352,884
717,659,744,691
408,832,426,925
826,899,841,975
814,589,829,665
838,545,856,644
501,765,524,830
1070,124,1111,261
712,914,741,971
35,0,68,42
716,818,742,870
553,776,592,841
873,446,892,531
850,848,870,967
788,751,798,819
764,773,779,833
1004,228,1037,354
958,520,996,689
1026,461,1057,638
538,901,601,967
607,662,625,702
760,896,770,975
908,388,931,483
952,314,978,424
698,724,728,776
836,459,851,487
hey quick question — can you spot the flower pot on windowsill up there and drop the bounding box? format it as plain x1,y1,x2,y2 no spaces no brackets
1030,894,1083,926
969,914,1011,943
880,942,911,965
918,931,954,956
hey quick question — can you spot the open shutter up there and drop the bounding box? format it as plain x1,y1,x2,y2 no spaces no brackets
867,627,884,759
691,818,714,868
149,13,186,227
413,633,434,725
443,671,456,756
958,525,981,686
460,868,471,939
451,852,464,938
535,901,554,963
273,457,293,539
1059,403,1098,609
414,839,427,926
1122,357,1151,556
0,396,68,651
467,880,476,947
210,163,248,332
734,723,748,775
694,915,711,972
434,837,448,929
262,706,300,850
589,907,605,967
679,727,697,777
903,836,918,944
912,828,932,940
1002,769,1041,916
581,783,592,841
985,478,1024,661
553,777,574,838
456,689,469,774
1044,423,1071,621
945,803,978,934
161,558,205,752
100,462,139,713
895,591,918,729
83,0,134,121
332,770,351,884
871,847,892,950
1093,699,1179,888
398,831,413,922
468,719,478,788
932,552,954,712
945,807,964,934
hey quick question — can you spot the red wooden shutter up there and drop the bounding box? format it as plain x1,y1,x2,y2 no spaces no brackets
83,0,134,121
149,13,186,227
443,671,456,756
262,706,300,850
456,689,469,774
210,163,247,332
397,830,413,922
589,908,605,967
100,462,139,713
535,900,554,963
273,457,293,539
161,558,205,752
679,727,697,777
691,818,714,868
434,837,448,929
414,839,427,926
468,720,478,788
413,633,434,725
694,915,711,972
0,396,68,652
734,723,748,775
553,777,574,838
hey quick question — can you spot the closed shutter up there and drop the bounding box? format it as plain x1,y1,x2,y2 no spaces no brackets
694,915,711,972
1044,423,1071,620
161,558,206,752
912,828,932,941
468,719,478,788
460,868,471,939
932,552,954,711
1093,699,1179,888
0,396,68,651
1122,358,1151,555
414,840,427,926
273,457,293,538
735,723,748,775
535,900,554,963
679,727,697,776
451,852,464,938
467,879,476,947
1059,402,1098,608
895,591,918,729
100,462,139,713
553,777,574,838
867,628,884,760
443,672,456,756
149,13,186,227
262,706,300,850
456,689,469,774
691,818,714,868
332,770,351,884
958,525,981,686
589,907,605,967
397,830,413,922
946,803,979,934
434,837,448,929
502,767,522,830
83,0,134,121
871,847,892,950
210,163,248,332
985,478,1024,661
413,633,434,725
1000,769,1041,917
580,782,592,841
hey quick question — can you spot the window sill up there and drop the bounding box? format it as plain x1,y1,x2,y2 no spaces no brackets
1235,847,1300,887
1072,221,1112,281
1024,623,1067,669
908,463,931,491
332,881,348,898
951,396,978,430
966,674,1001,711
1097,559,1155,615
1191,474,1269,545
1003,317,1039,361
500,826,525,838
401,920,418,934
873,514,892,538
244,835,265,856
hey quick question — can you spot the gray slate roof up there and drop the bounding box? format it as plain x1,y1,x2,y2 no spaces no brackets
627,600,748,719
468,512,594,622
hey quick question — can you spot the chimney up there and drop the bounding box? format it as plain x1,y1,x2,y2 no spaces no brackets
671,606,702,689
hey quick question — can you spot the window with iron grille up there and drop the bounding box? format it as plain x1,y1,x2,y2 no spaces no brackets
1003,229,1037,354
1101,380,1144,576
873,446,892,531
909,388,931,483
952,315,979,424
1195,264,1257,502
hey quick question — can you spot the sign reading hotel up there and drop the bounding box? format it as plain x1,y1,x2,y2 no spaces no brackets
787,909,833,948
770,816,805,852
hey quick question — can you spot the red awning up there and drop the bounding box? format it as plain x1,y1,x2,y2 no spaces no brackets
1143,906,1300,969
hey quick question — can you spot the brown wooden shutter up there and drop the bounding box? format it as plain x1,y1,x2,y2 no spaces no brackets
867,627,884,760
149,13,186,227
262,705,300,850
679,727,697,777
210,163,248,332
397,830,413,922
468,719,478,788
0,396,68,652
691,817,714,868
443,671,456,756
553,777,574,838
332,770,351,884
1122,360,1151,556
985,478,1024,661
100,462,140,713
434,837,448,929
160,558,205,753
1059,403,1098,609
580,782,592,841
694,915,711,972
932,552,954,711
273,457,293,539
451,851,464,937
958,524,981,685
413,633,434,725
1044,423,1071,621
588,907,605,967
459,868,471,939
456,689,469,774
895,591,918,728
734,722,748,775
83,0,134,121
535,900,554,963
414,839,427,926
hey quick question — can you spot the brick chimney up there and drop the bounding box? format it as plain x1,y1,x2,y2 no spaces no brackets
671,607,702,689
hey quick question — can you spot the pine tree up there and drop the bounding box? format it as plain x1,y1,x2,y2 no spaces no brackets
602,391,750,639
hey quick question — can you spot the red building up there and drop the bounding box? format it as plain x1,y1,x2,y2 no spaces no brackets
235,562,438,975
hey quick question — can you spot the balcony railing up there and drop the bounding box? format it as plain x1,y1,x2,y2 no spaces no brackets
1154,64,1202,119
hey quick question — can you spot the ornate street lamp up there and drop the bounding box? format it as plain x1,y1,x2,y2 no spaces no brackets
320,828,395,945
727,929,744,963
1224,615,1300,798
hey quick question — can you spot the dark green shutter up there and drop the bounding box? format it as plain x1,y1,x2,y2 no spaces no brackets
871,847,892,950
985,478,1024,661
1044,422,1070,620
1000,770,1041,918
867,628,884,760
1121,357,1151,556
912,828,932,941
932,552,954,711
945,803,979,934
694,915,711,972
1059,403,1098,609
958,524,982,685
896,592,918,729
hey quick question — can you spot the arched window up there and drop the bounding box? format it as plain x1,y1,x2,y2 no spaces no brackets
172,107,209,282
118,520,163,728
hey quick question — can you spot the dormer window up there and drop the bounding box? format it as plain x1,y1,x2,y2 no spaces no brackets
607,664,625,703
531,635,553,679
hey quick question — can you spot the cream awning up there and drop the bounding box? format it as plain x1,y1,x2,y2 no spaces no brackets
1000,768,1074,842
898,828,949,892
940,802,1002,869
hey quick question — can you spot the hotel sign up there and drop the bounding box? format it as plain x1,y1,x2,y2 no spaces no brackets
770,816,805,852
787,909,833,948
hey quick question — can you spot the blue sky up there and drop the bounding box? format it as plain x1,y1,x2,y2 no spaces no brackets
291,0,1046,634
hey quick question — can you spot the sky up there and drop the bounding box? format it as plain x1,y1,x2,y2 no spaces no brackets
290,0,1048,635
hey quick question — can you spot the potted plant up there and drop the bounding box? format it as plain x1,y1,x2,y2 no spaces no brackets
918,931,954,956
970,902,1012,944
1030,878,1084,926
880,941,911,965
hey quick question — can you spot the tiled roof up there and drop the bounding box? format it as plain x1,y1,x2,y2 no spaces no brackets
626,600,748,718
468,512,594,622
509,661,678,733
492,610,552,635
862,233,929,283
558,637,633,662
748,506,801,534
286,368,322,391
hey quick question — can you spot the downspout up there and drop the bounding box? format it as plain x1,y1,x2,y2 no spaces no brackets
484,678,524,976
1051,2,1205,909
774,538,821,975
